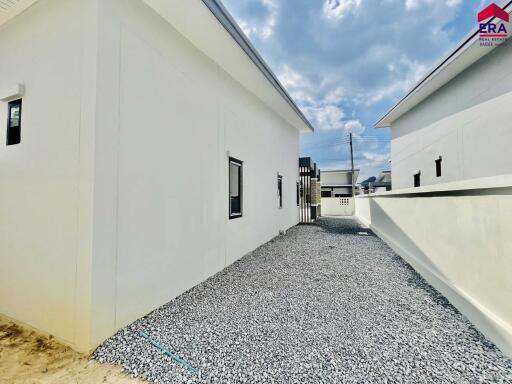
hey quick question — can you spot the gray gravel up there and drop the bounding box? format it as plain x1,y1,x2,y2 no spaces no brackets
94,217,512,383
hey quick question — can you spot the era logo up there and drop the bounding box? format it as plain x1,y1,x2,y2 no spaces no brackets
478,3,509,38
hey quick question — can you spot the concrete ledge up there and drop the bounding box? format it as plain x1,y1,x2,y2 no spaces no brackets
0,84,24,102
357,173,512,197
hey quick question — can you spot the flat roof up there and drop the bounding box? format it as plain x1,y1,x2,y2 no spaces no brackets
375,0,512,128
321,169,360,173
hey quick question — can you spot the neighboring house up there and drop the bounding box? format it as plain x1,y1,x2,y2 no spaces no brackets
375,2,512,189
360,171,392,194
0,0,313,352
320,169,359,216
320,170,360,197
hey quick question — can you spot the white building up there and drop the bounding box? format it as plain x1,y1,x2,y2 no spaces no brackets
0,0,313,352
358,3,512,356
320,169,360,198
320,169,359,216
376,2,512,189
360,171,392,194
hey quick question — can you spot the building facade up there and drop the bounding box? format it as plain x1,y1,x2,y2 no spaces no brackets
376,8,512,189
0,0,313,352
320,170,360,197
320,169,359,216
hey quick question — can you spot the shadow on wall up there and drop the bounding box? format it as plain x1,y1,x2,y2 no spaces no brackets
366,198,447,280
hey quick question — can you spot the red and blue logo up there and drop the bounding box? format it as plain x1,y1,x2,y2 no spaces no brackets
478,3,509,39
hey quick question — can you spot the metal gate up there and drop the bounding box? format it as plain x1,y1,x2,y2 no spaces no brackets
299,157,319,223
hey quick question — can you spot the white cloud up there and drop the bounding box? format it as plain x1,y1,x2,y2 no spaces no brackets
305,105,346,130
279,65,304,89
323,0,363,20
405,0,462,11
355,54,428,106
362,152,389,164
276,64,364,133
344,120,365,136
324,87,345,104
239,0,278,39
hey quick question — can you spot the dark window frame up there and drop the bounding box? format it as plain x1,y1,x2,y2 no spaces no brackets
7,99,22,146
277,173,283,209
296,181,299,206
229,157,243,219
435,157,442,178
414,172,421,188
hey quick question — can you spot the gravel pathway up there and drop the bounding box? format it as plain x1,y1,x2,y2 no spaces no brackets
94,217,512,383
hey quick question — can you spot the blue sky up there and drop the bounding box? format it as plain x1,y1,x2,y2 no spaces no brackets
222,0,494,181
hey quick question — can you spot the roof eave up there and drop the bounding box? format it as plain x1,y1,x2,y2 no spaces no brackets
374,0,512,129
201,0,314,133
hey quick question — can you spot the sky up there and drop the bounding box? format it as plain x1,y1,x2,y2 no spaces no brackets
222,0,495,181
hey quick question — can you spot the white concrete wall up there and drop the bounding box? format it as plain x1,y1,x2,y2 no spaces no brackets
0,0,301,353
88,0,300,348
321,171,353,186
321,197,354,216
0,0,97,352
355,176,512,357
391,45,512,189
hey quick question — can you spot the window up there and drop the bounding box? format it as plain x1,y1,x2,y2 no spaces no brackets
296,182,299,206
277,174,283,209
7,99,22,145
414,172,421,188
229,158,243,219
435,157,442,177
321,190,332,198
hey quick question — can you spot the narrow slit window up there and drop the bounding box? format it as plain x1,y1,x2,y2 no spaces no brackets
296,182,299,206
7,99,22,145
277,174,283,209
435,157,442,177
414,172,421,188
229,158,243,219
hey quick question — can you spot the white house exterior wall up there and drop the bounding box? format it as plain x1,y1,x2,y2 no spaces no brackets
91,0,301,349
391,44,512,189
0,0,97,352
321,171,353,186
0,0,301,352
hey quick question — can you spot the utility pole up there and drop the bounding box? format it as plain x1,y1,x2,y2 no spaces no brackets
349,133,355,198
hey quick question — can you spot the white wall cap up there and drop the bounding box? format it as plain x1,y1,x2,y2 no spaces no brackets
357,173,512,197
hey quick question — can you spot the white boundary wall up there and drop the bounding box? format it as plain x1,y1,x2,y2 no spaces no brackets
321,197,354,216
355,174,512,357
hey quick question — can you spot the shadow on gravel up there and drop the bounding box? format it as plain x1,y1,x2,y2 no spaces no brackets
306,216,377,236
